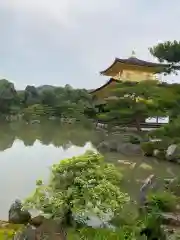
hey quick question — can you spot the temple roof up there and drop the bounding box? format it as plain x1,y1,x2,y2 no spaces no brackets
100,57,170,76
90,78,118,94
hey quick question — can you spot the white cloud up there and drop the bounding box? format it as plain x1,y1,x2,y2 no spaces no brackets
0,0,180,89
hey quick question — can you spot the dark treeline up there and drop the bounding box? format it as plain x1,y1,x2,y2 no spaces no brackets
0,80,96,120
2,40,180,126
3,77,180,124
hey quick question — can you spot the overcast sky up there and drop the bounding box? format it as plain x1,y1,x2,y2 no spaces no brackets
0,0,179,90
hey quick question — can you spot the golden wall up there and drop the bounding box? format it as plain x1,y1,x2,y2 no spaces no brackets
114,70,157,82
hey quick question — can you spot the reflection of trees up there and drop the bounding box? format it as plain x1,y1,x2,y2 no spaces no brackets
17,124,38,146
0,121,99,151
0,123,15,151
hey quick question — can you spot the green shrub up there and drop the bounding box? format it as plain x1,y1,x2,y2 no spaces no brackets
129,135,141,144
25,151,129,227
149,117,180,141
141,142,155,156
0,223,23,240
141,141,168,157
68,227,138,240
155,150,166,160
147,191,177,212
167,177,180,197
148,127,166,139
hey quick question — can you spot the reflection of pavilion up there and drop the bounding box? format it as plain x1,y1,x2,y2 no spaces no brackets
90,52,170,124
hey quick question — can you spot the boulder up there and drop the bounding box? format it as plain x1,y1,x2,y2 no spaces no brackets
13,219,67,240
97,140,141,155
97,140,119,152
153,149,160,157
30,215,45,227
153,149,165,160
30,120,40,124
141,140,168,158
117,143,141,155
165,144,180,162
35,218,67,239
9,200,31,224
161,213,180,226
13,225,36,240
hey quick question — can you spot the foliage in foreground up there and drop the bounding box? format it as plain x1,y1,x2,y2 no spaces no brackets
68,227,139,240
0,223,23,240
24,151,129,226
147,191,177,212
149,117,180,141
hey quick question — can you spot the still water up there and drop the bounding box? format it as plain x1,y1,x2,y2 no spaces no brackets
0,121,179,220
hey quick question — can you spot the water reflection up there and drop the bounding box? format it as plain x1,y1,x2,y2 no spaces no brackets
0,121,99,220
0,121,180,220
0,121,101,151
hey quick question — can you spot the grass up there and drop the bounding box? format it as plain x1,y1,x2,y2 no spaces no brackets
0,221,23,240
67,227,139,240
0,221,140,240
0,227,131,240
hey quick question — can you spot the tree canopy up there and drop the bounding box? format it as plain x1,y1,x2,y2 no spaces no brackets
98,80,176,131
24,151,129,226
150,40,180,74
0,79,95,120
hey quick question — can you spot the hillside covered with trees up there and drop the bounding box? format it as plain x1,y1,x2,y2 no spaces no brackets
0,81,96,121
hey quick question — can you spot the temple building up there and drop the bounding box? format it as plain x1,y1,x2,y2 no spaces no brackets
91,52,169,104
90,52,171,126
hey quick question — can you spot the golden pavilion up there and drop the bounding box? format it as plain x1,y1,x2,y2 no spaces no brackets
91,52,169,102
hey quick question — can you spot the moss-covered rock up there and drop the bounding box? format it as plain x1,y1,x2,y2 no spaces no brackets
141,140,168,157
129,135,141,144
166,177,180,197
166,144,180,162
154,150,166,160
141,142,156,156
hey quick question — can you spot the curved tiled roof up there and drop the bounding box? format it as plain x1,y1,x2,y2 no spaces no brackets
100,57,170,75
90,78,118,94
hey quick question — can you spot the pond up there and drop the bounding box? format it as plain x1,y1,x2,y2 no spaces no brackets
0,121,179,220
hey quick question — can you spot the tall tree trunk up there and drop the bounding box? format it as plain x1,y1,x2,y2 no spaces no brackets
156,116,158,123
135,117,141,132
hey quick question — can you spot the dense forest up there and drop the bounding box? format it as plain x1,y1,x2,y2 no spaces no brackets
0,80,96,120
2,77,180,127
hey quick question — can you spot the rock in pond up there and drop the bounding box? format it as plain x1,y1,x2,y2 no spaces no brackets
117,142,142,155
162,213,180,226
9,199,31,225
97,140,141,155
12,225,36,240
30,120,40,124
153,149,166,160
166,144,180,162
13,219,67,240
